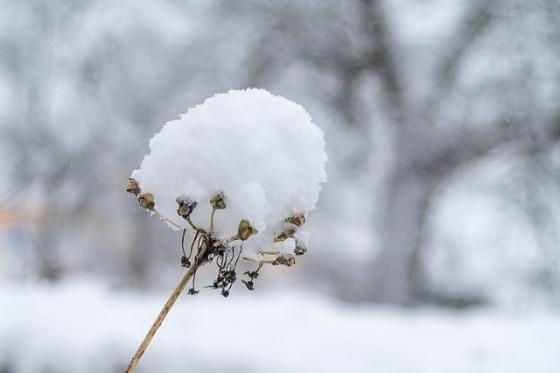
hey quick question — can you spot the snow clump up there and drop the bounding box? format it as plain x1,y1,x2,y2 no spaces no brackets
131,88,327,256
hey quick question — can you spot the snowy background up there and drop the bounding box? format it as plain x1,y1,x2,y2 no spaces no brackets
1,0,560,372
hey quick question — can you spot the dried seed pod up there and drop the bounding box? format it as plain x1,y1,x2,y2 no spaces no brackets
212,241,226,256
181,255,191,268
285,213,305,227
238,220,257,241
272,253,296,266
210,192,226,209
222,270,237,284
138,193,155,210
176,196,198,219
274,226,297,242
244,270,259,280
126,178,141,196
294,242,307,256
242,279,254,291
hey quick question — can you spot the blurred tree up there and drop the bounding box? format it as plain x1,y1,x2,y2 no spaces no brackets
1,0,559,306
214,0,560,304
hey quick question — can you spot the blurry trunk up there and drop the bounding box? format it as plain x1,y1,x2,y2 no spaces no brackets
370,164,435,304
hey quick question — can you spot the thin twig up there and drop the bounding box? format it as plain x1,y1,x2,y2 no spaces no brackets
152,208,182,230
186,216,205,234
125,244,209,372
242,256,275,264
258,250,280,255
233,245,242,269
181,229,187,257
223,234,239,245
188,230,199,259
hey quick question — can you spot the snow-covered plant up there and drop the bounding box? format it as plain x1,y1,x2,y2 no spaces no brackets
125,89,327,372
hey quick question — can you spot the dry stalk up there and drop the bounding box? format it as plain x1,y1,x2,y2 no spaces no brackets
125,182,304,371
125,245,208,373
152,208,182,230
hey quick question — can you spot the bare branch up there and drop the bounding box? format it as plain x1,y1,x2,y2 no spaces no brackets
428,1,496,111
359,0,405,122
420,113,560,178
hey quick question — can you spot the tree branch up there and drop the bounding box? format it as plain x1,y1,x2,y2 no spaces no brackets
427,0,495,112
359,0,405,122
420,112,560,178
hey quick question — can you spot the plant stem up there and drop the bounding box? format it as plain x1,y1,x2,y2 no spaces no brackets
152,208,182,230
210,207,216,234
186,216,205,234
125,246,207,372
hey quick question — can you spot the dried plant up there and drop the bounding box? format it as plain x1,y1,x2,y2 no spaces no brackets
124,178,307,372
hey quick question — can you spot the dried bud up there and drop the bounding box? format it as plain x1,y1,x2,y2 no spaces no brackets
222,270,237,284
221,289,230,297
187,288,199,295
274,226,297,242
272,253,296,266
294,242,307,256
238,220,257,241
285,213,305,227
181,255,191,268
244,270,259,280
138,193,155,210
176,196,198,219
210,192,226,209
126,178,141,196
242,279,254,291
212,241,226,256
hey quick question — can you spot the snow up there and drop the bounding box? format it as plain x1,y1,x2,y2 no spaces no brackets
1,280,559,373
131,89,327,255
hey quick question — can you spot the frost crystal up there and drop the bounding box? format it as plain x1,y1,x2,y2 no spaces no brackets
131,89,327,255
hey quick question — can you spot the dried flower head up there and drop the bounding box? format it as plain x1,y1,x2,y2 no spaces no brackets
124,89,327,372
238,220,258,241
126,178,141,196
294,242,307,256
210,192,227,209
137,193,155,210
130,89,326,253
285,213,306,228
176,196,198,219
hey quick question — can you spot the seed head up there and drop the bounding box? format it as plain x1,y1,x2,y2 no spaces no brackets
238,220,257,241
272,253,296,266
285,213,305,227
274,226,297,242
294,242,307,256
126,178,141,196
176,196,198,219
210,192,227,209
138,193,155,210
242,280,255,291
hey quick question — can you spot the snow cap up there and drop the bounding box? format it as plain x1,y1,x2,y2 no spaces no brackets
131,88,327,254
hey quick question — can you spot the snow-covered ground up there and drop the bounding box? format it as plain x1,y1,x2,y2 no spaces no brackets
1,280,559,373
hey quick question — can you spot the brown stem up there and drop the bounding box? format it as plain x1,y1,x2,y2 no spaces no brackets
222,234,239,245
125,245,208,372
152,208,182,230
186,216,205,234
242,256,275,264
210,207,216,234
